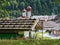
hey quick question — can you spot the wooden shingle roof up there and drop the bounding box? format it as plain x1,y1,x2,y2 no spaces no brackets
0,19,38,31
54,15,60,23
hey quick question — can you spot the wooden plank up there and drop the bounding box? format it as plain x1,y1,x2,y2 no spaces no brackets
0,19,37,32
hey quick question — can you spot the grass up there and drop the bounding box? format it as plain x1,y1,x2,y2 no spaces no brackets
39,32,48,34
35,32,50,39
0,39,60,45
0,32,59,45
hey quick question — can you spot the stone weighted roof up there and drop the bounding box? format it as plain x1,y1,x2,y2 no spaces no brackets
0,19,38,31
54,15,60,23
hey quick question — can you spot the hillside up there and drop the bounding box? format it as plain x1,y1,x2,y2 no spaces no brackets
0,0,60,18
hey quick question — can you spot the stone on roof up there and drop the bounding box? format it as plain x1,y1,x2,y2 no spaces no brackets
0,19,38,31
54,15,60,23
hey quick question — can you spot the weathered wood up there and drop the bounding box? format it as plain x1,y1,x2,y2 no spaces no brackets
0,19,38,33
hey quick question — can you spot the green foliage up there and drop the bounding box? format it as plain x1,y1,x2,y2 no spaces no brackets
0,39,60,45
56,0,60,4
0,0,60,18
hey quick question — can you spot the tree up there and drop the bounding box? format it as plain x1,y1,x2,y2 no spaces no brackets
0,0,59,18
56,0,60,4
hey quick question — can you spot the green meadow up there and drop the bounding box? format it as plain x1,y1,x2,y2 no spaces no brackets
0,39,60,45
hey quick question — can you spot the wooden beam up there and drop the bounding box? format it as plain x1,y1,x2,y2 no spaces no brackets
32,19,39,30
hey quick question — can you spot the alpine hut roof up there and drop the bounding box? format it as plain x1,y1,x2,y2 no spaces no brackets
0,19,38,33
54,15,60,23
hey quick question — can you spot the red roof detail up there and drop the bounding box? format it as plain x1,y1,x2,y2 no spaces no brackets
27,6,32,11
22,9,26,12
